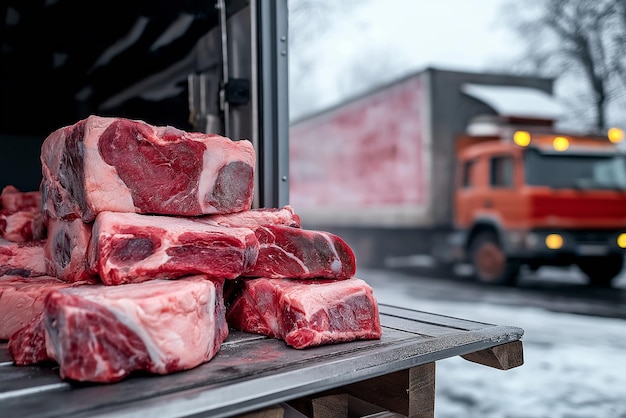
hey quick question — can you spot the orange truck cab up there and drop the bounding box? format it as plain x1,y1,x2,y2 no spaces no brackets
289,68,626,288
455,125,626,286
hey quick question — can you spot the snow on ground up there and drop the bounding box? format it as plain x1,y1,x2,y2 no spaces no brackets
362,271,626,418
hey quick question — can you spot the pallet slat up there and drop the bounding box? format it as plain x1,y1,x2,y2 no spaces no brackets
0,306,523,418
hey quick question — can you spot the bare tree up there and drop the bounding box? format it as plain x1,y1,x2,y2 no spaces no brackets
501,0,626,131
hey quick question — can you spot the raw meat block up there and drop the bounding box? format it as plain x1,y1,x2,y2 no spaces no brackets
9,313,50,365
200,205,301,229
41,175,79,222
44,217,97,282
0,186,42,213
243,225,356,279
0,275,78,339
226,277,382,349
44,276,228,383
88,211,259,285
0,185,45,242
0,239,47,278
0,209,45,242
41,115,256,222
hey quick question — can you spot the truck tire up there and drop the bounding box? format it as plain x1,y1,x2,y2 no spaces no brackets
469,231,519,286
577,256,624,288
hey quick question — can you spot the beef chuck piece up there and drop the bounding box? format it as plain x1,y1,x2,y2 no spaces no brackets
44,218,97,282
88,211,259,285
199,205,301,229
0,209,45,242
43,276,228,383
243,225,356,280
0,275,81,339
0,239,47,278
0,186,45,242
8,313,50,365
227,277,382,349
0,186,42,213
41,115,256,222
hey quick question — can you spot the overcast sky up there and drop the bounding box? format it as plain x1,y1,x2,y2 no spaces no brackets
334,0,518,71
290,0,522,118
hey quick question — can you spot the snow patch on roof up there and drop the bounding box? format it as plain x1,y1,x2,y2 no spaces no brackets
462,83,566,120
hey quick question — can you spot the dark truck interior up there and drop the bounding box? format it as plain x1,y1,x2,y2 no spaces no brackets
1,0,251,192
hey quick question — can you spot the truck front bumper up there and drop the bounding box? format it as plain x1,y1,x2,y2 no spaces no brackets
504,229,626,262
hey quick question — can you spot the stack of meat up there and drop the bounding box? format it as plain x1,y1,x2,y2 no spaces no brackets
0,186,47,277
1,115,382,384
0,186,45,243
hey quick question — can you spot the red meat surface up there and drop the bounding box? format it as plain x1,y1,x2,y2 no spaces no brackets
0,186,42,213
8,313,49,365
0,275,78,339
0,239,47,278
243,225,356,280
44,217,97,282
227,277,382,349
41,115,255,222
0,209,45,242
0,186,45,242
200,205,301,229
88,211,259,285
43,276,228,383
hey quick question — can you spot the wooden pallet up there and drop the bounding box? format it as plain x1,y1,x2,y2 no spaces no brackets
0,304,523,418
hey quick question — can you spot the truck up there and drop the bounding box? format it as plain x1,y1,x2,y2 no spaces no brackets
289,67,626,287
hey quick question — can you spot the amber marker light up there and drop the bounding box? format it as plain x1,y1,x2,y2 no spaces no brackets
513,130,531,147
608,127,624,143
617,233,626,249
553,136,569,151
545,233,564,250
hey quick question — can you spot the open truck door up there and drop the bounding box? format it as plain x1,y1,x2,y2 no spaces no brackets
0,1,289,210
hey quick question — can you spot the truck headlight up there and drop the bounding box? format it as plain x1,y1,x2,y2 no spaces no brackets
553,137,569,151
618,233,626,248
608,127,624,143
545,234,564,249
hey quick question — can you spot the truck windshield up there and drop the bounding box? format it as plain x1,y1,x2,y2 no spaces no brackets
524,148,626,190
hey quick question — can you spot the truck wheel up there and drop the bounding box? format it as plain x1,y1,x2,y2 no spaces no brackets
577,256,623,288
469,231,519,286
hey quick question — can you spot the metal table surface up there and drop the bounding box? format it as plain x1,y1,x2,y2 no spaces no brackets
0,304,524,418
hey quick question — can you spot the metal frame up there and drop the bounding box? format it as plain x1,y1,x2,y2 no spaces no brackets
188,0,289,209
252,0,290,209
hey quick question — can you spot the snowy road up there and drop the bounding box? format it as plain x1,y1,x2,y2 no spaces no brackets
359,268,626,418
